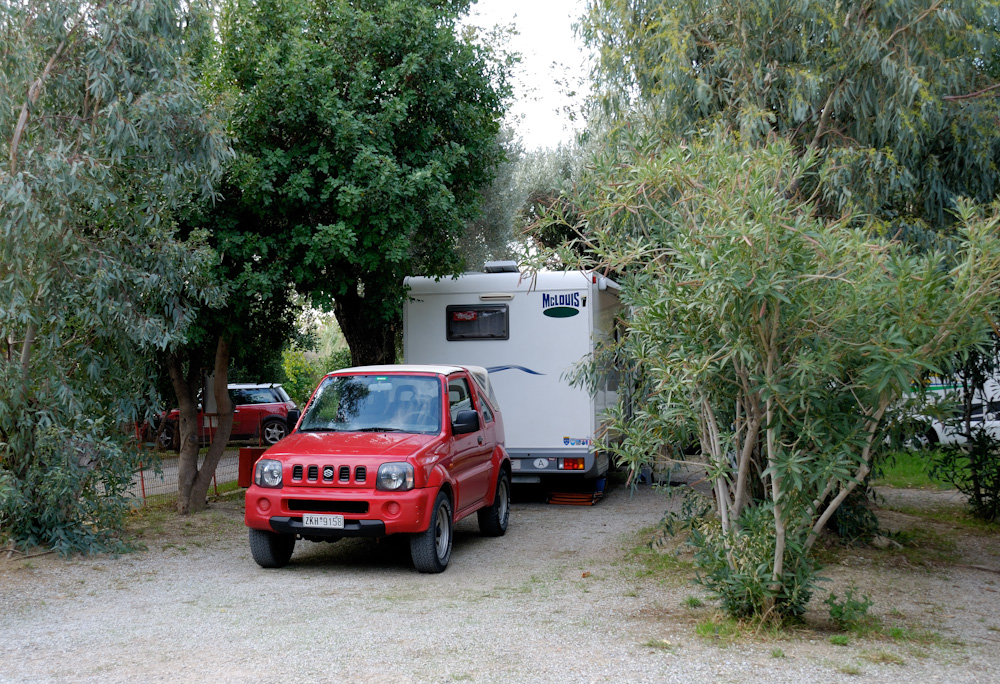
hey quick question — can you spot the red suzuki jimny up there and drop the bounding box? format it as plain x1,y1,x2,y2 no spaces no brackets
244,364,511,573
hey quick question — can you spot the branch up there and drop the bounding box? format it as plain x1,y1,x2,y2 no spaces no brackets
943,83,1000,102
885,0,944,46
9,16,83,174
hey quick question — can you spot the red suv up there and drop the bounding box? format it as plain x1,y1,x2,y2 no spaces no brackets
159,383,300,449
244,365,510,573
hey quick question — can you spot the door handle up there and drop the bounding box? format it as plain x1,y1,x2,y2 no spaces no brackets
477,436,484,445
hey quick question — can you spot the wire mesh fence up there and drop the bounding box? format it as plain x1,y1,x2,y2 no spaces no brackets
127,447,242,504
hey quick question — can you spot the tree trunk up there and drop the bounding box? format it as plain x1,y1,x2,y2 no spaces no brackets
334,284,398,366
166,351,201,514
167,337,236,514
185,338,234,512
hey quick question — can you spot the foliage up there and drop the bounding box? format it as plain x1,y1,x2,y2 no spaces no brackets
927,336,1000,520
279,349,323,408
825,584,875,630
581,0,1000,235
690,506,819,620
830,488,880,545
458,126,524,269
0,0,229,550
932,431,1000,521
540,133,1000,619
0,428,142,554
218,0,513,365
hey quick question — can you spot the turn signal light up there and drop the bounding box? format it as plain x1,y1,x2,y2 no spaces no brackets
559,458,585,470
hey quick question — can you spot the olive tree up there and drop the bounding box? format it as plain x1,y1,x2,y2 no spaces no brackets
0,0,229,552
581,0,1000,237
550,134,1000,618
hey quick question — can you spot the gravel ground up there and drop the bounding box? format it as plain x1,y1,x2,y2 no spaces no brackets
1,481,998,684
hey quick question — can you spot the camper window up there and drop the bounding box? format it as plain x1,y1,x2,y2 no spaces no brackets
446,304,509,341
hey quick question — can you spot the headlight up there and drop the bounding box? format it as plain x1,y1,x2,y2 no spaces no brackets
376,462,414,491
255,459,283,488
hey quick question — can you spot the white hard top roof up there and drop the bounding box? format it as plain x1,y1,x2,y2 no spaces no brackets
229,383,282,389
331,364,474,376
404,269,619,295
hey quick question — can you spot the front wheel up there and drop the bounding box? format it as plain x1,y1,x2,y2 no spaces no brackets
478,469,510,537
248,528,295,568
410,491,453,573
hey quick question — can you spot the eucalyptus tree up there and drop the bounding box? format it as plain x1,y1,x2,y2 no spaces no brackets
219,0,513,366
551,134,1000,618
0,0,230,552
581,0,1000,237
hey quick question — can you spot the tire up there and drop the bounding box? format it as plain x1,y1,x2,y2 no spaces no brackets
925,428,940,447
261,419,288,445
477,469,510,537
410,490,453,573
158,421,179,452
248,528,295,568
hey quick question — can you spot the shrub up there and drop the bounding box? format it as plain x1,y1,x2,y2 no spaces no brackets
931,429,1000,522
690,506,818,621
824,583,874,630
0,427,139,555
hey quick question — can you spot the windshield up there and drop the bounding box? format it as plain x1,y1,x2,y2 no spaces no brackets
299,374,442,434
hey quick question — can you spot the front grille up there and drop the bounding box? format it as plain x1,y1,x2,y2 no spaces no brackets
355,466,366,483
287,500,369,514
292,465,303,480
307,465,318,481
339,465,350,482
322,465,335,481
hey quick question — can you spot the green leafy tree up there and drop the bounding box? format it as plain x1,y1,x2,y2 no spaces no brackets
0,0,230,551
581,0,1000,236
547,134,1000,618
219,0,513,365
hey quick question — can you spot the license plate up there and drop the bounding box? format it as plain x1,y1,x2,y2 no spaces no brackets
302,514,344,529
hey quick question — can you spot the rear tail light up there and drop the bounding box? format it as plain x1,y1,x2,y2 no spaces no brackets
559,458,585,470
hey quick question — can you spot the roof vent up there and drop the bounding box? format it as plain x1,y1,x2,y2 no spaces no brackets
483,261,519,273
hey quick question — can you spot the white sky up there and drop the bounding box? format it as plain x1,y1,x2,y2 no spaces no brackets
465,0,590,152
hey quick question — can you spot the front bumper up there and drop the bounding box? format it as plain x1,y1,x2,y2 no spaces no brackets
245,484,438,537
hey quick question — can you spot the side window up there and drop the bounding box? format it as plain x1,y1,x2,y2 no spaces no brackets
245,388,278,404
229,389,250,405
479,395,493,423
446,304,509,340
447,378,473,422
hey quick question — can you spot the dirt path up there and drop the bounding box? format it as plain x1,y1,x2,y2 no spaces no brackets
1,483,998,683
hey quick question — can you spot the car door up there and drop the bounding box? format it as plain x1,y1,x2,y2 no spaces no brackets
448,374,492,512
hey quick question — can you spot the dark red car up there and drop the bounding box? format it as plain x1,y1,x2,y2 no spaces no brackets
159,383,300,449
244,365,510,573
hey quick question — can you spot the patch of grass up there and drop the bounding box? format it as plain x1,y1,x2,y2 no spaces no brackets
770,648,786,659
886,625,943,646
829,634,850,646
883,502,1000,535
861,649,904,665
874,450,949,489
883,527,961,565
682,595,704,609
641,638,675,651
836,663,863,676
695,616,741,645
626,526,694,580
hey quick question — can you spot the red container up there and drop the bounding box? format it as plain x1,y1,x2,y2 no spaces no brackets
238,447,269,488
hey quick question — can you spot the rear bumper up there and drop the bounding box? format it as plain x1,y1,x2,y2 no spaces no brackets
245,485,438,537
508,449,608,482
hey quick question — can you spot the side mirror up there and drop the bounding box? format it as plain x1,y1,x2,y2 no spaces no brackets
452,409,480,435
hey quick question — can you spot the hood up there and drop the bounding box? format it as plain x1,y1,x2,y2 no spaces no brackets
265,430,439,460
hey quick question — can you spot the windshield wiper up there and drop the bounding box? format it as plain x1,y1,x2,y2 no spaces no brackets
299,426,343,432
355,426,403,432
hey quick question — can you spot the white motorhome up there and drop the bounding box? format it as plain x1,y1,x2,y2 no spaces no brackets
403,262,622,483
